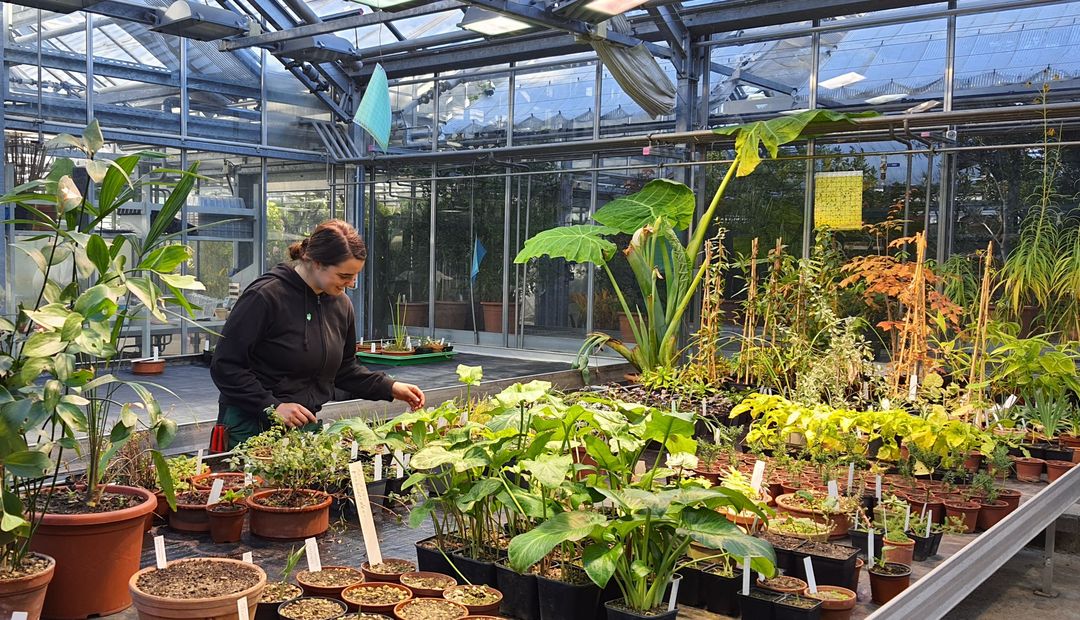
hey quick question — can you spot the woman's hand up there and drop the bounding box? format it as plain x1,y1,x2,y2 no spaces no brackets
274,402,317,428
392,382,426,410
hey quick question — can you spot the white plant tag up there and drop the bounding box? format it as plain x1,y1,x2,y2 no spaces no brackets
1004,394,1018,409
349,461,384,565
371,343,377,353
459,409,468,426
350,441,359,460
908,373,918,400
11,612,27,620
437,416,448,428
237,597,250,620
713,427,721,444
847,463,855,493
305,537,322,573
242,552,253,564
868,530,875,562
196,449,204,474
667,575,680,612
875,476,882,500
803,556,818,594
926,515,933,538
633,460,647,481
203,340,210,352
244,472,253,487
154,535,167,570
403,453,411,469
828,480,839,499
742,557,752,595
750,461,766,494
880,398,891,411
394,450,404,478
904,504,911,532
208,478,225,505
374,453,384,481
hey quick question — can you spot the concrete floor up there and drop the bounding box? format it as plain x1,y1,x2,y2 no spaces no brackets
943,548,1080,619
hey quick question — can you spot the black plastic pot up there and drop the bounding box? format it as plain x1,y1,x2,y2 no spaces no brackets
928,531,944,557
495,562,540,620
603,599,677,620
759,534,807,576
848,528,883,563
908,532,934,562
774,594,822,620
1043,445,1073,462
801,543,859,588
1018,444,1046,460
675,565,701,608
536,571,600,620
700,567,741,615
446,550,497,587
597,577,622,618
414,536,458,576
738,588,782,619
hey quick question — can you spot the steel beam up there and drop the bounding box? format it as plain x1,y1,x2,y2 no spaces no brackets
219,1,463,50
679,0,942,36
645,5,686,69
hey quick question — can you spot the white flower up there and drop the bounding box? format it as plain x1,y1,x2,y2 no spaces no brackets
665,452,699,471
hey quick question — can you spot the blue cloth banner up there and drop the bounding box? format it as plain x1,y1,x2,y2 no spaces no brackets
471,239,486,282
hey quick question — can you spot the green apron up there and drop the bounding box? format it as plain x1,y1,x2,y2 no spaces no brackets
221,405,321,450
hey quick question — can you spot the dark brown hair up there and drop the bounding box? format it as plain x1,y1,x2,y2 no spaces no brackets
288,219,367,264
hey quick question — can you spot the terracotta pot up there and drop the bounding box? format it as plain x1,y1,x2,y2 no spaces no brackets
0,553,55,620
1045,460,1076,482
616,311,641,343
962,452,983,473
756,576,808,595
1071,447,1080,464
132,359,165,375
295,566,364,600
802,584,856,620
361,559,416,583
997,488,1021,514
399,572,457,598
882,537,915,566
480,301,517,334
906,495,945,524
169,500,209,533
207,503,248,544
943,500,980,533
1062,435,1080,449
341,582,412,613
393,598,469,620
246,489,332,540
774,493,850,538
129,558,266,620
1014,457,1045,483
443,584,503,615
434,301,470,329
32,484,157,619
401,302,429,328
191,472,264,491
975,499,1009,531
868,563,910,605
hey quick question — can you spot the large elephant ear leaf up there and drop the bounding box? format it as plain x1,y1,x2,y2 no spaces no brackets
594,179,695,233
507,510,607,573
678,507,777,577
713,110,877,177
514,225,618,265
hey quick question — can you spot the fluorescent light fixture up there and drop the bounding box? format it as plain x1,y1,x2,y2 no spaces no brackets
275,35,361,63
819,72,865,89
458,7,531,36
865,93,907,105
10,0,104,13
552,0,647,21
583,0,649,15
152,0,248,41
779,108,811,115
349,0,427,9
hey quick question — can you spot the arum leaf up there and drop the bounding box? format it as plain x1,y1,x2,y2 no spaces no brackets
594,179,695,233
514,225,618,265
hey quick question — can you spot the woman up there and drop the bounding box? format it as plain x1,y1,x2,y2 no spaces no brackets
211,219,425,449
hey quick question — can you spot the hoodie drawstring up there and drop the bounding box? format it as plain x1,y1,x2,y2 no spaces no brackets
303,294,310,351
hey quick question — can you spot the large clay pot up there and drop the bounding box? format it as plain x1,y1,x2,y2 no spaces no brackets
1045,460,1076,483
1014,457,1045,483
129,558,266,620
32,485,157,619
867,563,910,605
207,503,248,544
803,584,856,620
434,301,470,329
774,493,850,538
480,301,516,333
246,489,332,540
882,537,915,566
975,499,1010,531
0,553,55,620
943,500,980,534
616,312,641,343
168,499,210,534
997,488,1021,514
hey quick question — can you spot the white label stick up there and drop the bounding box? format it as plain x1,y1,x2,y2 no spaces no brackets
237,597,250,620
11,612,27,620
847,463,855,493
742,557,752,595
394,450,404,478
926,515,933,538
350,441,359,460
244,472,253,487
196,449,204,474
828,480,839,499
305,537,322,573
374,453,384,481
207,478,225,505
868,530,875,563
242,552,253,564
875,476,882,500
667,575,680,612
750,461,766,495
803,556,818,594
154,535,167,570
904,504,911,532
349,461,384,565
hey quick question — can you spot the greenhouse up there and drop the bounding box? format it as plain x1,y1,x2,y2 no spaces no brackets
0,0,1079,619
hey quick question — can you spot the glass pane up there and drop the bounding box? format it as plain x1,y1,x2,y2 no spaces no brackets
265,54,327,151
438,71,510,150
599,59,676,138
514,61,596,145
188,40,261,142
391,80,435,151
370,167,430,339
710,36,812,123
267,159,332,265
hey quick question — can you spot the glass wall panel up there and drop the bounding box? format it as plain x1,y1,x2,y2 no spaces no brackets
817,20,946,113
513,61,596,145
370,166,430,340
266,159,332,265
265,55,327,151
438,69,510,150
93,25,182,134
599,59,676,138
4,10,88,125
954,5,1080,108
709,36,812,123
390,80,435,151
187,40,261,143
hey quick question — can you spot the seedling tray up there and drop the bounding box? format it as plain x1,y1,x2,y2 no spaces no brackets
355,350,457,366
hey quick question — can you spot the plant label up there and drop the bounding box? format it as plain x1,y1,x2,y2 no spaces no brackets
11,613,27,620
244,472,253,487
926,515,933,538
908,373,918,400
374,453,384,481
742,556,751,596
348,461,384,565
350,441,359,461
236,597,250,620
880,398,891,411
713,427,721,444
154,535,167,570
437,416,447,428
207,478,225,505
203,340,210,352
196,448,204,475
750,460,766,494
242,552,253,564
904,504,911,532
370,343,376,353
803,556,818,594
667,575,680,612
633,460,647,481
868,530,875,563
394,450,404,478
847,463,855,493
459,409,468,426
1004,394,1018,409
827,480,839,499
403,453,411,469
305,537,322,573
875,476,882,500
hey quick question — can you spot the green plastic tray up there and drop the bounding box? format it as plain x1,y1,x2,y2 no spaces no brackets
355,350,457,366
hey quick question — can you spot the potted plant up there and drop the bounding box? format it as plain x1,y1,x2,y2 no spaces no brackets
256,547,305,620
384,295,417,354
443,584,503,615
698,561,742,615
296,566,366,601
170,488,212,533
803,585,856,620
340,582,412,614
393,598,469,620
129,558,265,619
360,559,417,583
775,594,823,619
399,571,457,598
2,121,203,619
866,553,911,605
278,596,348,620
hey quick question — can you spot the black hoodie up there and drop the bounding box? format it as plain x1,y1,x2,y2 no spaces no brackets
210,263,395,416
